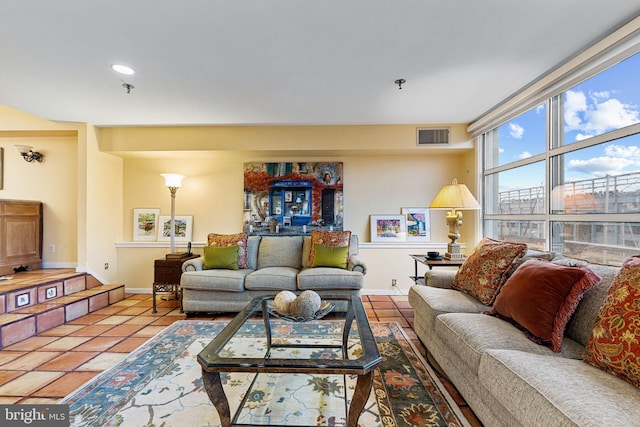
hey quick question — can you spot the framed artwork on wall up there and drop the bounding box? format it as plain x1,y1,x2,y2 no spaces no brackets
401,207,431,241
158,215,193,242
133,208,161,241
370,214,406,242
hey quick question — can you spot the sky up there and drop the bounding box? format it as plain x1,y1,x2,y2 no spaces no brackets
495,52,640,192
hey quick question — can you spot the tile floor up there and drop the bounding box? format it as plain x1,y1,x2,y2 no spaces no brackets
0,293,482,426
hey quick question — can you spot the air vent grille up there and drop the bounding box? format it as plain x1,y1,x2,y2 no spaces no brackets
417,128,450,146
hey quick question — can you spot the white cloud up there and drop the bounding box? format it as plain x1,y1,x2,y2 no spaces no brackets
509,123,524,139
536,104,545,114
604,144,640,160
519,151,532,159
564,90,587,130
499,147,505,153
567,144,640,177
568,156,636,177
564,89,639,140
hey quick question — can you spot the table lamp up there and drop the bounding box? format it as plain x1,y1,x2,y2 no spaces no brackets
429,178,481,260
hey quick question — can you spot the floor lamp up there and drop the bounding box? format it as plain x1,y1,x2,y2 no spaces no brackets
429,178,481,260
161,173,185,254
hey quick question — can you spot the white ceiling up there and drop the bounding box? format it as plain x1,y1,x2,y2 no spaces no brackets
1,1,639,127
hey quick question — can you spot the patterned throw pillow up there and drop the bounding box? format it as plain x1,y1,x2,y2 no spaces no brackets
488,258,601,352
207,232,249,269
308,230,351,265
583,255,640,389
452,237,527,305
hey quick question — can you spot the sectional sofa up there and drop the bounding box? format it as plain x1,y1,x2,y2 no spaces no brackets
409,243,640,427
180,234,365,313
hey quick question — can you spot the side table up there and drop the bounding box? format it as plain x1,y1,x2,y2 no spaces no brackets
153,254,199,313
409,254,465,285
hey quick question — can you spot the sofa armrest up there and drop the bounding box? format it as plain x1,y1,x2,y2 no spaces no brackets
182,256,204,272
425,269,457,288
348,255,367,274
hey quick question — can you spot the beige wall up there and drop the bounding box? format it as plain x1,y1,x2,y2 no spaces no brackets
0,107,79,268
110,124,479,293
0,106,480,293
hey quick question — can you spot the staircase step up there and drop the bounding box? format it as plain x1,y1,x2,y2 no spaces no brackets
0,269,126,348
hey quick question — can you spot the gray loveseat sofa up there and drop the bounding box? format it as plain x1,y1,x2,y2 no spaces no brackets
408,251,640,427
180,235,365,313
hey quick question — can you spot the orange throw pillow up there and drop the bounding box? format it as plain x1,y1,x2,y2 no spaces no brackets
452,237,527,305
489,258,601,352
309,230,351,265
207,232,249,269
583,255,640,389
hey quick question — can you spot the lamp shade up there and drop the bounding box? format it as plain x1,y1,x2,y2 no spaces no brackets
161,173,185,188
430,179,481,210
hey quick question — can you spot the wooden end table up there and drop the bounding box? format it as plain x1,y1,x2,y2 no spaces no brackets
409,254,465,285
152,253,199,313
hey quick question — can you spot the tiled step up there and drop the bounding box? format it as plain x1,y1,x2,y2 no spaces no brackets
0,270,125,348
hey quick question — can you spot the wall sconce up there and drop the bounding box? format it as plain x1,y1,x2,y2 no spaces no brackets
429,178,481,260
161,173,185,254
15,145,44,162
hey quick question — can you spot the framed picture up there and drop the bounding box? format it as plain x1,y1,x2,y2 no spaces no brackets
402,207,431,241
158,215,193,241
370,215,406,242
16,292,30,307
133,208,161,241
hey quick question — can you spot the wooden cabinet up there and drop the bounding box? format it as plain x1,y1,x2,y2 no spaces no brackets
0,200,43,276
152,254,199,313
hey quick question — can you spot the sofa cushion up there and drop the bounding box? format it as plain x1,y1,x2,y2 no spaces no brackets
245,267,298,291
207,232,249,269
180,269,252,292
257,236,303,269
203,245,239,270
480,349,640,427
452,237,527,305
308,230,351,264
434,313,585,374
583,255,640,389
246,235,262,270
488,258,601,352
311,244,349,269
297,267,363,291
563,260,620,347
408,285,488,335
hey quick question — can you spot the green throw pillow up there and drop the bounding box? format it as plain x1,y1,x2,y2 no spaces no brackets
311,244,349,269
203,245,239,270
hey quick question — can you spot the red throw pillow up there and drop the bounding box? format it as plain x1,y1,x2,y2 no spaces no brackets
309,230,351,264
452,237,527,305
488,258,601,352
207,232,249,269
583,255,640,389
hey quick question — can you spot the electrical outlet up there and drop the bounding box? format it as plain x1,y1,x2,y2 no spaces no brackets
49,244,55,253
104,263,109,270
391,279,397,286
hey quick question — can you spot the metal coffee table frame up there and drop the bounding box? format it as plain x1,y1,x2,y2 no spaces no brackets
197,295,382,427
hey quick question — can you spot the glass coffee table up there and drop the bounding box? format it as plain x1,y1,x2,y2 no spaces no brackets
197,295,381,427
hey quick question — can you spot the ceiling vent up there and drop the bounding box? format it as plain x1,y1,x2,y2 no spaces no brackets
417,128,450,146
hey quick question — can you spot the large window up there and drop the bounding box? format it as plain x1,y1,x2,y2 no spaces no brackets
482,51,640,266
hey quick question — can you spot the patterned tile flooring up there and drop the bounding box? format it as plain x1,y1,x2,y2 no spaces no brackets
0,293,482,426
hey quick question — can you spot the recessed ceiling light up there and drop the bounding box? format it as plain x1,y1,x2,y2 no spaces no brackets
111,64,135,75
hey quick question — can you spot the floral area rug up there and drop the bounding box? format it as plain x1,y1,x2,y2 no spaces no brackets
61,320,470,427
